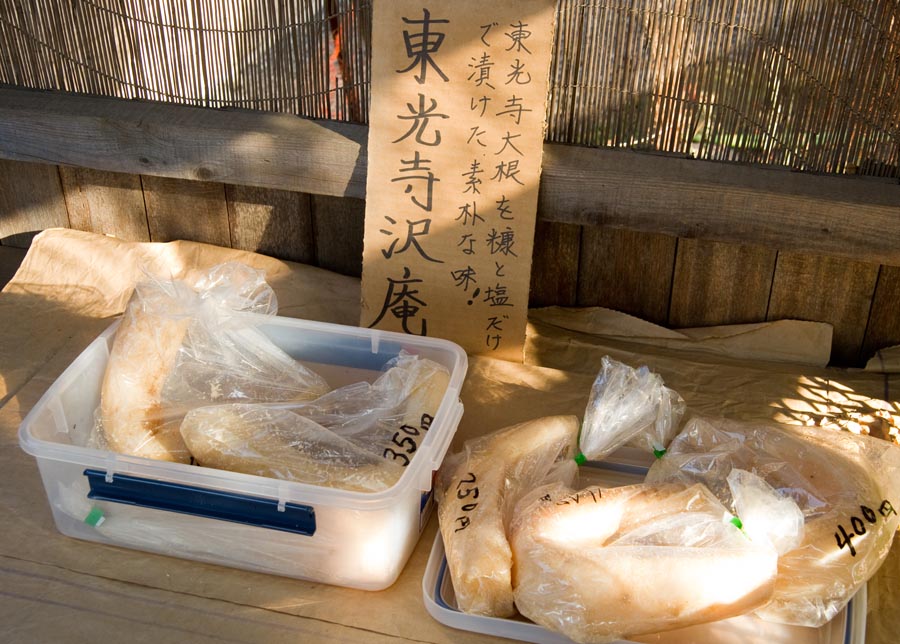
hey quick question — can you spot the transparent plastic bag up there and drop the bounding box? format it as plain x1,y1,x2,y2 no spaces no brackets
179,404,404,492
727,468,805,556
579,356,685,461
96,262,329,463
291,351,450,465
510,480,782,643
645,416,900,626
435,415,580,617
178,351,451,492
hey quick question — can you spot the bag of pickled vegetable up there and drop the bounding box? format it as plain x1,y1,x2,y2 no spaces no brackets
96,262,329,463
509,470,801,643
435,415,580,617
179,351,450,492
645,416,900,626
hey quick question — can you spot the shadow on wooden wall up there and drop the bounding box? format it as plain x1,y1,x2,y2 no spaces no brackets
1,158,898,367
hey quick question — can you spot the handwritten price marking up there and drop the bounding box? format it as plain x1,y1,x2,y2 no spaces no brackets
834,499,896,557
454,472,480,532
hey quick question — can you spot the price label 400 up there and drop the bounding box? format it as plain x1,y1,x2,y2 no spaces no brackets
834,499,896,557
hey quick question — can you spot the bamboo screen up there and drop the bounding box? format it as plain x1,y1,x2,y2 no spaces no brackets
0,0,897,177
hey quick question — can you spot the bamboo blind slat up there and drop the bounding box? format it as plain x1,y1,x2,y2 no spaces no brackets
0,0,896,177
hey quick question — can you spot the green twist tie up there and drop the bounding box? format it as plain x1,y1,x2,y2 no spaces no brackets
729,516,744,531
652,447,667,459
84,507,105,527
574,452,587,465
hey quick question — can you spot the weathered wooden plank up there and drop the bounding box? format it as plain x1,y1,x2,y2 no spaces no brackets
1,89,898,266
58,166,149,241
669,238,777,327
0,159,68,247
225,185,315,264
529,221,580,307
861,266,900,363
0,87,366,199
538,145,900,266
576,227,677,325
141,175,231,246
767,252,880,366
310,194,364,277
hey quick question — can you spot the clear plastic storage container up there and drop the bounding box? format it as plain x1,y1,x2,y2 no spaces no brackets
19,315,467,591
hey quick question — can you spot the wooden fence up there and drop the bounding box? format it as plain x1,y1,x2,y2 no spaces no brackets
1,0,897,177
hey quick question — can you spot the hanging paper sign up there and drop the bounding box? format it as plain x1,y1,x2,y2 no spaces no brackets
360,0,556,362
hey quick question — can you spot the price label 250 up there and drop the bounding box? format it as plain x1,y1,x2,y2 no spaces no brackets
453,472,479,532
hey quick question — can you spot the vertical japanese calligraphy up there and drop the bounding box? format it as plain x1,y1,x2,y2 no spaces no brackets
362,0,556,362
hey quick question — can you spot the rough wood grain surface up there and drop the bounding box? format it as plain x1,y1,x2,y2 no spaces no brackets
141,175,231,247
1,89,898,266
862,266,900,364
225,184,315,264
529,221,581,308
669,238,777,327
0,159,68,247
577,227,678,325
0,88,367,198
310,194,364,277
538,145,900,266
768,252,880,366
59,166,149,241
0,147,898,366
